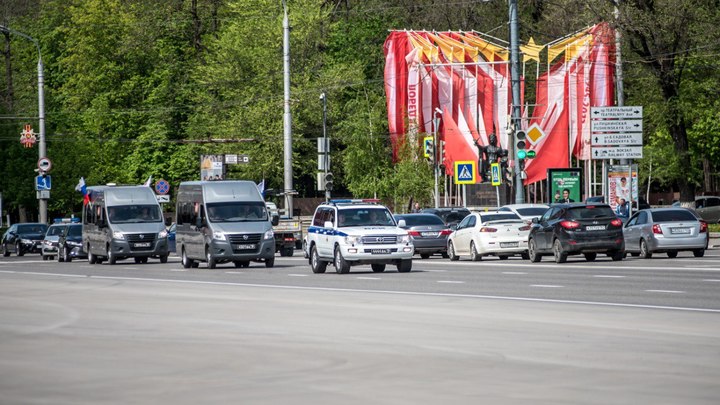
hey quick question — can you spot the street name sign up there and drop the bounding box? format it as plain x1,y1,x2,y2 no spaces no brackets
591,119,643,133
591,133,644,146
591,146,643,159
590,106,643,119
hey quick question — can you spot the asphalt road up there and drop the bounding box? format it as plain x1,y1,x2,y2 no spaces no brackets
1,251,719,404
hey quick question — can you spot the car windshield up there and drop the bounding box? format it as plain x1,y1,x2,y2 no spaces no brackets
338,208,394,227
516,207,548,216
653,210,697,222
480,213,521,223
17,224,47,234
67,225,82,237
206,202,267,222
566,206,615,219
108,205,163,224
397,215,444,226
46,226,66,236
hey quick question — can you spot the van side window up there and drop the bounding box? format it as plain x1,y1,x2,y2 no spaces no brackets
177,201,194,225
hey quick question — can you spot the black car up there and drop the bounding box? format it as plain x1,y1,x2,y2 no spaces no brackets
1,223,48,257
57,223,87,262
528,203,624,263
394,214,452,259
420,207,471,229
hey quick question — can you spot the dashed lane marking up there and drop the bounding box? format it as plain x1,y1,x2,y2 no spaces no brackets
593,275,626,278
502,271,527,275
531,284,564,288
646,290,685,294
357,277,381,280
288,274,309,277
437,280,465,284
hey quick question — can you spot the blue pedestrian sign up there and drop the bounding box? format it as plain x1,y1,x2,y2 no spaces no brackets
36,175,51,191
490,162,502,186
154,179,170,195
454,161,476,185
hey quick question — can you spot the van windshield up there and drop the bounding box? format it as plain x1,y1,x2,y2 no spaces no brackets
207,202,267,222
107,205,163,224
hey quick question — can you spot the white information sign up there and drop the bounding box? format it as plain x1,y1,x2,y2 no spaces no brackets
591,119,643,133
591,146,643,160
591,133,644,146
591,106,643,119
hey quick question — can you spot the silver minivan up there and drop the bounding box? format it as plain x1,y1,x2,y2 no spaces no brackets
176,181,279,269
83,185,169,265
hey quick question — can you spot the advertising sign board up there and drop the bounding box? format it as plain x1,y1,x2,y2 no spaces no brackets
547,168,583,204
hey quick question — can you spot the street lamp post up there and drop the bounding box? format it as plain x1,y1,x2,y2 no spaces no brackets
433,108,442,208
320,92,329,202
1,25,48,223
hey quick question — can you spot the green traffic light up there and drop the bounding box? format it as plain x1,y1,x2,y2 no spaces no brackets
517,150,527,159
527,150,536,159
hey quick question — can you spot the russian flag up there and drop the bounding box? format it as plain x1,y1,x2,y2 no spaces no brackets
75,177,90,205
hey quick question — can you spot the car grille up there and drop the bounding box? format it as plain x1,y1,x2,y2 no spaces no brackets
361,235,398,244
228,234,262,244
127,233,157,242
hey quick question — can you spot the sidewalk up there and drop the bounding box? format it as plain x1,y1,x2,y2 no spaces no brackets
710,232,719,249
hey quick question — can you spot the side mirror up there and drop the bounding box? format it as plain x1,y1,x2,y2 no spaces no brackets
324,221,333,228
397,219,407,228
271,214,280,226
531,217,539,224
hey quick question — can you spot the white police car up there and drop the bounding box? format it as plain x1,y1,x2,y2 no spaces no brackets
306,199,414,274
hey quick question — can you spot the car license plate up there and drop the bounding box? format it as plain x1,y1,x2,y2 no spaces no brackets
235,244,256,250
134,242,151,248
500,242,518,248
585,225,605,231
421,232,439,237
670,228,691,234
371,248,390,254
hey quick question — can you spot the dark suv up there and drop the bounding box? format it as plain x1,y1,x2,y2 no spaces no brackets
1,223,48,257
528,203,624,263
420,207,471,229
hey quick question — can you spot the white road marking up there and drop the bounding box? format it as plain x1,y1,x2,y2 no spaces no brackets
357,277,381,280
646,290,685,294
425,269,448,272
437,280,465,284
169,269,187,272
531,284,564,288
3,271,719,313
502,271,527,275
703,279,720,282
0,270,16,273
288,274,309,277
225,271,245,274
593,275,626,278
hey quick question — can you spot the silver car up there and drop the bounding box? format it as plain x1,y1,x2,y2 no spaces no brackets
41,223,69,260
395,214,452,259
623,208,708,258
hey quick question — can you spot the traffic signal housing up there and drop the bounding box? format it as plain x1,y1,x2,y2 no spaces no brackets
423,136,435,163
324,172,334,191
515,130,527,159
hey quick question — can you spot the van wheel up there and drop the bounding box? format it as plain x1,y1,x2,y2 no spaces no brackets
88,246,97,264
206,248,216,269
265,257,275,268
106,246,116,265
159,254,168,264
310,246,327,274
181,248,193,269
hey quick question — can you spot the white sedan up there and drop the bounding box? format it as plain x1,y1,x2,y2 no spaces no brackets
447,212,531,261
498,203,549,223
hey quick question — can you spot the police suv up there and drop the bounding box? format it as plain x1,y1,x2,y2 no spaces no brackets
306,199,414,274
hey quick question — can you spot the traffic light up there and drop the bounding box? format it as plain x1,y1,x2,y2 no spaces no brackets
324,172,334,191
515,130,527,159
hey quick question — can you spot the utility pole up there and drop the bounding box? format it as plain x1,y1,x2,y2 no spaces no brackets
1,25,48,223
433,108,442,208
508,0,525,203
321,92,330,202
282,0,294,217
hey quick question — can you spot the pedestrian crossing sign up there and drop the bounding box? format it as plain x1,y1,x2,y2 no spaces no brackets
490,162,502,186
454,161,476,184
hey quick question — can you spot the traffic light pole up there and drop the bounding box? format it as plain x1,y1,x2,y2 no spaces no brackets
321,92,330,202
509,0,525,204
433,109,442,208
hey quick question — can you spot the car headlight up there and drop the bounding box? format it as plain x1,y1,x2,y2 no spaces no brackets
158,230,168,238
42,240,52,246
399,234,411,244
213,231,226,241
67,241,81,247
112,231,125,240
21,238,34,244
264,229,274,240
345,235,361,245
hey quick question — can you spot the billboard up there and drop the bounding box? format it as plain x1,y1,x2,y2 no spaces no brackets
547,168,583,204
200,155,225,181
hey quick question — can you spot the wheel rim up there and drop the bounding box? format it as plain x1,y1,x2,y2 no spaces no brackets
311,248,318,268
529,240,535,258
449,242,455,259
554,241,561,260
640,240,647,256
334,250,340,268
182,249,188,266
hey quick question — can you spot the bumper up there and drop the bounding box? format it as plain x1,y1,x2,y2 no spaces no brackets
477,238,529,255
65,244,88,258
339,243,414,263
209,238,275,260
649,235,708,251
21,241,42,254
41,244,58,256
412,238,448,254
110,238,169,257
560,238,624,253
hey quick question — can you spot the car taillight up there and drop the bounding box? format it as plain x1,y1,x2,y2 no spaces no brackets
519,225,531,231
479,227,497,233
700,221,708,233
439,229,453,235
559,220,580,230
407,230,421,237
652,224,663,234
610,218,623,227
